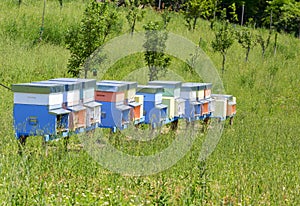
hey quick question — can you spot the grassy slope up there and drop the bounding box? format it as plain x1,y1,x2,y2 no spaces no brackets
0,0,300,204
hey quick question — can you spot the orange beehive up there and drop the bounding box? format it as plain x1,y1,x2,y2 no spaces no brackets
227,102,236,116
201,101,209,115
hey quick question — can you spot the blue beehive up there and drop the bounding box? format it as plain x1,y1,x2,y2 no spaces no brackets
180,84,202,122
136,85,168,128
12,83,70,141
47,78,101,131
95,82,131,132
100,80,145,125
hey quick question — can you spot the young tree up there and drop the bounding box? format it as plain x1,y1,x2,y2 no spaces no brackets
161,9,171,29
211,21,234,75
65,1,121,78
126,0,145,35
281,1,300,39
143,21,171,81
235,25,257,62
184,0,214,31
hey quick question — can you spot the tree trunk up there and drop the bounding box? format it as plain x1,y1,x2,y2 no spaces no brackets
18,0,22,6
274,32,278,56
222,53,226,76
131,15,136,36
245,47,250,62
193,17,197,30
262,46,265,59
39,0,46,42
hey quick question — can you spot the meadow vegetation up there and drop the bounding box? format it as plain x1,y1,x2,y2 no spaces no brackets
0,0,299,204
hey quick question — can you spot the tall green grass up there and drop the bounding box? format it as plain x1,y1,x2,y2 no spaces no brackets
0,0,300,204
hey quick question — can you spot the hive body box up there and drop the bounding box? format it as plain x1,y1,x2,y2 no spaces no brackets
100,80,145,124
148,81,185,122
12,83,70,141
180,85,202,122
42,80,86,133
49,78,101,131
182,83,214,119
95,82,131,132
136,85,168,128
211,94,236,120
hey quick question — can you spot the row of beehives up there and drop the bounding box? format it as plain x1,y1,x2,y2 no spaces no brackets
12,79,236,141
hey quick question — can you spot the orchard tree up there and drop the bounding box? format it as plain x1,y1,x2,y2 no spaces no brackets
211,21,235,75
281,1,300,39
161,9,171,29
235,25,257,62
184,0,214,31
66,1,121,78
126,0,145,35
143,21,171,81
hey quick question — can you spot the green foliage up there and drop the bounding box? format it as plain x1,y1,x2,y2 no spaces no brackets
211,21,235,75
125,0,145,35
184,0,214,31
236,26,257,62
66,1,121,78
264,0,298,32
228,2,239,23
1,1,300,205
143,21,171,81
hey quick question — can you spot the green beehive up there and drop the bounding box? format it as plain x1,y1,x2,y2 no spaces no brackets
148,81,182,98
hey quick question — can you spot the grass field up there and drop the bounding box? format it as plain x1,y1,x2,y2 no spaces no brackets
0,0,300,205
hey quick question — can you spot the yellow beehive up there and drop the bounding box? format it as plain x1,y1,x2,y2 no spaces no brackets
135,95,144,119
127,88,136,103
197,90,205,100
162,97,175,119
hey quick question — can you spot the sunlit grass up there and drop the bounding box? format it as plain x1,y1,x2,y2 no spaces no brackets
0,0,300,204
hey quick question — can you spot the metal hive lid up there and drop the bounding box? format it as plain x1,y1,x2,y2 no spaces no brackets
31,81,66,92
12,82,65,94
182,82,212,90
137,85,164,94
48,79,81,91
50,78,96,89
211,94,233,100
180,84,198,92
101,80,138,90
148,81,182,88
96,82,127,92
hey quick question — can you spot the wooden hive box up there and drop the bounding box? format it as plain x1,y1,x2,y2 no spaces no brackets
200,99,210,115
67,105,87,131
13,82,65,110
148,81,182,98
214,99,227,120
182,82,206,101
162,97,175,119
102,80,138,103
180,85,197,101
128,102,142,120
84,101,102,127
226,97,236,117
12,83,70,139
95,82,127,103
136,85,164,104
135,95,144,119
50,78,96,103
47,80,81,107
